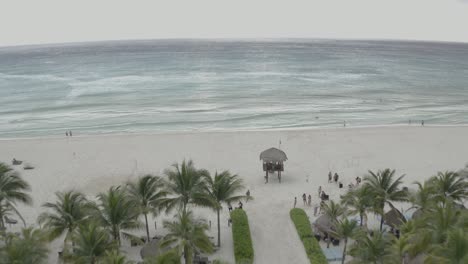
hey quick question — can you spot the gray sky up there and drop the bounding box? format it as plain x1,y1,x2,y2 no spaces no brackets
1,0,468,47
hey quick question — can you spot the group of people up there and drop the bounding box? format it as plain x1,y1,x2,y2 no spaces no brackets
408,119,425,126
65,130,73,137
228,200,244,212
348,176,362,189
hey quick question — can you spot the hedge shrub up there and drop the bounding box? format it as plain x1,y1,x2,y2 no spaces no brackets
231,209,254,264
290,208,327,264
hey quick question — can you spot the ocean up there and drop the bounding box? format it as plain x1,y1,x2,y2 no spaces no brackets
1,39,468,138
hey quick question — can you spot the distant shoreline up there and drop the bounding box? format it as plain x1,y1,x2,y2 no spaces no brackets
2,37,468,50
2,123,468,141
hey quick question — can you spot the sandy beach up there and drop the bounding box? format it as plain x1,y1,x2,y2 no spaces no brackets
1,125,468,264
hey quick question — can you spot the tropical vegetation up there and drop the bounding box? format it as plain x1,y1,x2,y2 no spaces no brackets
1,159,467,264
204,170,246,247
231,209,254,264
290,208,327,264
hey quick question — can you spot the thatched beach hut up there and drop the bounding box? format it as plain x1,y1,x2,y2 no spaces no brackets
384,207,407,229
260,147,287,183
313,214,335,235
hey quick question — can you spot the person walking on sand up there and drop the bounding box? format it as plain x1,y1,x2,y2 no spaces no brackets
294,197,297,208
302,193,307,206
421,120,424,126
334,173,339,183
328,171,332,183
66,131,69,137
318,186,322,198
307,194,312,206
69,131,73,137
246,189,250,202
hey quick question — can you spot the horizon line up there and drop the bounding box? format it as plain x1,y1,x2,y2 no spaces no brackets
1,36,468,49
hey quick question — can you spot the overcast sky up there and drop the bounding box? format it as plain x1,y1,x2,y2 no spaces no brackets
1,0,468,47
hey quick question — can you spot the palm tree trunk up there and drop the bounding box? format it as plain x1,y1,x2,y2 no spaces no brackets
341,239,348,264
379,214,384,231
113,227,120,245
184,245,193,264
0,215,4,230
144,213,150,243
217,208,221,247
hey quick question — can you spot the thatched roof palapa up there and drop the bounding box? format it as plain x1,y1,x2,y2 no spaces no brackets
384,207,407,229
313,214,335,234
259,147,288,163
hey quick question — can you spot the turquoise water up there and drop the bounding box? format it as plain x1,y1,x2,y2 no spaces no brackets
0,39,468,138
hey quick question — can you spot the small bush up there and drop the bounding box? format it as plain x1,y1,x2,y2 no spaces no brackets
231,209,254,264
290,208,327,264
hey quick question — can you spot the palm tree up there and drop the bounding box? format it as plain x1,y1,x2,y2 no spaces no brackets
127,175,168,243
71,222,117,264
143,249,181,264
321,200,346,248
426,228,468,264
160,210,213,264
364,169,408,231
349,230,392,264
409,180,436,214
101,250,135,264
0,227,49,264
341,186,373,226
93,186,142,245
0,162,32,229
161,160,213,213
429,171,468,205
205,170,246,247
37,190,88,252
386,236,411,264
331,218,359,264
419,201,460,246
322,200,346,223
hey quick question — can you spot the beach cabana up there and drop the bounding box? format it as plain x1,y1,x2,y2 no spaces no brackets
313,214,336,235
260,147,287,183
383,207,407,229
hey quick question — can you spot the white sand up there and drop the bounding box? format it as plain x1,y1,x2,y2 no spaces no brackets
1,126,468,264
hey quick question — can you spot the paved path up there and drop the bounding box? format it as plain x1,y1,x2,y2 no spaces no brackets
246,196,309,264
